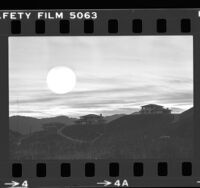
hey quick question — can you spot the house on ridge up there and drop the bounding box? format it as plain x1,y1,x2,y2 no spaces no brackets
76,114,105,125
140,104,171,114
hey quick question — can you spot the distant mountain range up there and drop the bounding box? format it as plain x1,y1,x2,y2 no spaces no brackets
9,115,77,135
9,114,125,135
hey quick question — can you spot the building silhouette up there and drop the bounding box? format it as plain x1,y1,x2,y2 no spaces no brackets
76,114,105,125
140,104,171,114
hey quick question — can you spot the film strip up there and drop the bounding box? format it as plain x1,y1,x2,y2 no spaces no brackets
0,9,200,187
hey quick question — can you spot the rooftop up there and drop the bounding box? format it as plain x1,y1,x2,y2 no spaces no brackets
141,104,164,107
80,114,102,118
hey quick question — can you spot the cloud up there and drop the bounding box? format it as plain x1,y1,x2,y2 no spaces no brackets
10,84,161,106
157,92,193,103
9,36,193,117
10,86,193,111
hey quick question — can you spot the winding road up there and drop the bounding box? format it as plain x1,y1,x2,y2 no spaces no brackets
57,125,104,144
57,125,88,143
17,125,104,146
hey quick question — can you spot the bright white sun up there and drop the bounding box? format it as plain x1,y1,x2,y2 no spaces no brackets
46,66,76,94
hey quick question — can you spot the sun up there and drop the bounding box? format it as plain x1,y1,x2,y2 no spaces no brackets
46,66,76,94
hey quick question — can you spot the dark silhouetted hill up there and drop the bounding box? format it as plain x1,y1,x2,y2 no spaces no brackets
41,116,76,125
105,114,173,135
170,107,193,137
9,130,23,152
90,111,193,159
104,114,126,123
12,130,86,160
10,116,43,135
9,108,193,159
179,107,193,120
61,123,105,142
9,115,77,135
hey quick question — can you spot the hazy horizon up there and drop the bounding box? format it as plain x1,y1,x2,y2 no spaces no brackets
9,36,193,118
8,107,192,120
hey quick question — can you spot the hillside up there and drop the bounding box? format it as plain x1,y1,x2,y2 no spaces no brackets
104,114,125,123
105,113,173,134
9,115,77,135
90,111,193,159
61,123,105,142
10,130,86,160
9,108,193,159
9,130,23,153
170,107,193,137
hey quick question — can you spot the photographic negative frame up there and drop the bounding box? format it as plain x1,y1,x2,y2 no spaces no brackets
0,9,200,187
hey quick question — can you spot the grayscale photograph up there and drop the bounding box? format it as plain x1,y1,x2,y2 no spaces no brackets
9,36,193,159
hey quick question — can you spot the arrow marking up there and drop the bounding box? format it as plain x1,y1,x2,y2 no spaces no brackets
97,180,112,187
4,181,20,187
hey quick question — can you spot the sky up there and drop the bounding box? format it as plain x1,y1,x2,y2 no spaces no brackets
9,36,193,118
